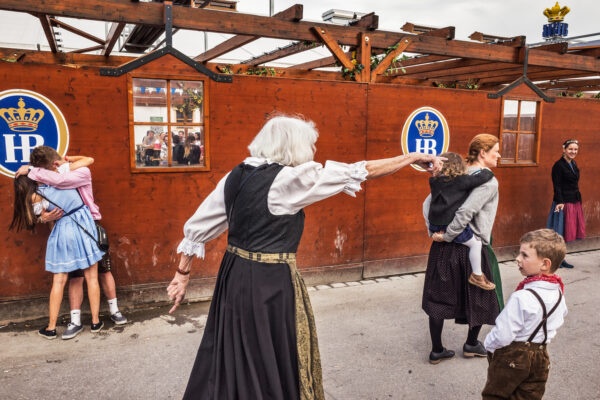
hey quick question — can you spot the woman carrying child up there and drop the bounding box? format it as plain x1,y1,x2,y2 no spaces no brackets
10,151,104,339
426,152,495,291
422,133,502,364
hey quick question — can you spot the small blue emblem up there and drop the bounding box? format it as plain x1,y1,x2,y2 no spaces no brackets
401,107,450,171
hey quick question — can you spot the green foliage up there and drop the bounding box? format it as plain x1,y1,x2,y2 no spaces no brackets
219,65,233,74
173,88,203,117
246,67,277,77
593,92,600,99
342,63,364,80
465,80,479,90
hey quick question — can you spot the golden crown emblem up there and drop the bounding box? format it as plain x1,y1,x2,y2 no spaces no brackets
0,97,45,132
543,2,570,22
415,113,438,137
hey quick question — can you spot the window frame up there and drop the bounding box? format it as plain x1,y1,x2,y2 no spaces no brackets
127,73,210,173
497,95,543,167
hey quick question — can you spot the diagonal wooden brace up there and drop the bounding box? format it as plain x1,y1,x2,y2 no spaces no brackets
311,26,355,70
370,37,412,82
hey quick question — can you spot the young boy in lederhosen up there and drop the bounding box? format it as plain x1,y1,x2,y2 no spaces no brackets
482,229,568,400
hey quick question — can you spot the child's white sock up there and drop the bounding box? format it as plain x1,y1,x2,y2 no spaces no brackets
70,309,81,326
107,298,119,315
463,236,483,275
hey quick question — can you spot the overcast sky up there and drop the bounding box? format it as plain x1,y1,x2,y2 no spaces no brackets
0,0,597,65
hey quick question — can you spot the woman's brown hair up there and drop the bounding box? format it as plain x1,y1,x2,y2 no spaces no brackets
10,176,38,232
466,134,499,164
438,152,466,180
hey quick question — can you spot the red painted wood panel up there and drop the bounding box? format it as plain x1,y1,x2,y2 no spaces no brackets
1,56,599,300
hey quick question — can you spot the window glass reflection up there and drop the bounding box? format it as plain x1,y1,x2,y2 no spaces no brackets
132,78,167,123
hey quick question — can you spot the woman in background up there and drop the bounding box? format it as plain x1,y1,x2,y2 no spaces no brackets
547,139,584,268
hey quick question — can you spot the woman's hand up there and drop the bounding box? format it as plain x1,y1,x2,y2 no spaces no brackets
167,254,193,313
411,153,446,173
554,203,564,212
167,272,190,313
432,232,445,242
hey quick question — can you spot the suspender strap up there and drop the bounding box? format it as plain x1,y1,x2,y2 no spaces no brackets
526,288,563,344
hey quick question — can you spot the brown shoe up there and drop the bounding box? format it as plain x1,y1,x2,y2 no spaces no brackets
468,273,496,291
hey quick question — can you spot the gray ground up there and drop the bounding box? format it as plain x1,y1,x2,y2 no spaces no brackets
1,251,599,400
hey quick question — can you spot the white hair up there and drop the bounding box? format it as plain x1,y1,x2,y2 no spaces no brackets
248,115,319,166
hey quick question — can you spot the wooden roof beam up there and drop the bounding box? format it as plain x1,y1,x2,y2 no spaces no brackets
370,37,412,81
478,69,591,86
193,4,303,62
102,22,126,56
311,27,355,71
569,47,600,58
389,35,523,77
241,41,320,66
349,12,378,30
37,14,59,53
292,28,454,71
69,44,105,54
536,78,600,89
3,1,599,72
529,42,569,54
469,31,516,43
50,17,106,45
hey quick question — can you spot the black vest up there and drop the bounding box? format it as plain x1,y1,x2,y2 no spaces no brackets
224,163,305,253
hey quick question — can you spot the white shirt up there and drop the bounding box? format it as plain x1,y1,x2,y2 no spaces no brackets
177,157,368,258
484,280,568,352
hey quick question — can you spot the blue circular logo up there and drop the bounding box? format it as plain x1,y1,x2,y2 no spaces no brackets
401,107,450,171
0,90,69,178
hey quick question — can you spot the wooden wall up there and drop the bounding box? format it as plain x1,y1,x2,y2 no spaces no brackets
1,55,599,301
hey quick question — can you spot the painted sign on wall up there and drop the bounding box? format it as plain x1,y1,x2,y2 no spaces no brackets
0,89,69,178
401,106,449,171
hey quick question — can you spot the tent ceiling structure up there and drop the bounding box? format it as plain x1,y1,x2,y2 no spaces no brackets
1,0,599,94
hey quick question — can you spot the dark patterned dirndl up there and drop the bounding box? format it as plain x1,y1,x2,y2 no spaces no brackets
422,241,500,327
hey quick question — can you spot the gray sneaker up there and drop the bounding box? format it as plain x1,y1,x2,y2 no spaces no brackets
110,311,128,325
62,323,83,340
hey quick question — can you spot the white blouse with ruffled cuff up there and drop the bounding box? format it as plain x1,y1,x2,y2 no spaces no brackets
176,157,368,258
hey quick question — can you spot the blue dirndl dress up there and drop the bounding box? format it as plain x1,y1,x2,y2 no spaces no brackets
37,185,104,273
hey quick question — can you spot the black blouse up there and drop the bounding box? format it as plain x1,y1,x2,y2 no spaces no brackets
551,157,581,204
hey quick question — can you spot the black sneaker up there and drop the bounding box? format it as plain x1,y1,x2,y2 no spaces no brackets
560,260,574,269
62,323,83,340
429,348,455,364
38,327,57,340
90,321,104,333
110,311,128,325
463,341,487,358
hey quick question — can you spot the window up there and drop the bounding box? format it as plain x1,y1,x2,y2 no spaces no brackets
129,76,209,172
499,98,542,166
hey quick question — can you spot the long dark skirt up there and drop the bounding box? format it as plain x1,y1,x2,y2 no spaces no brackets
422,241,500,327
183,251,299,400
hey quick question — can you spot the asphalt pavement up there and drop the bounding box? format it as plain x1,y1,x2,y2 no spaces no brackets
1,251,599,400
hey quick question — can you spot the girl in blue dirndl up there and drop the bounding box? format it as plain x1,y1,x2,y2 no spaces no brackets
11,166,104,339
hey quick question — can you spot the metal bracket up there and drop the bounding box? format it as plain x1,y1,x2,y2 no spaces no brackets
488,47,554,102
99,2,232,83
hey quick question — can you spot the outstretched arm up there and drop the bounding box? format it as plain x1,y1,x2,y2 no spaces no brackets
365,153,442,179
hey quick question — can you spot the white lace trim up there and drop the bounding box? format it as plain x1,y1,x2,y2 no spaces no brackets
177,237,205,259
331,160,368,197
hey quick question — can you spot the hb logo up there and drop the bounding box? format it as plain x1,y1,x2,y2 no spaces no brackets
0,90,69,178
400,107,450,171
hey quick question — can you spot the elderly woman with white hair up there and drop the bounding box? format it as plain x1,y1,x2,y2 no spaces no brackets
168,115,441,400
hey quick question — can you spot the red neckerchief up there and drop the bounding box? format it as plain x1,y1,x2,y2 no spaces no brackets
516,274,564,292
